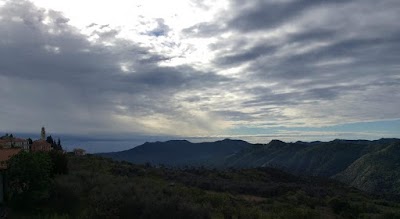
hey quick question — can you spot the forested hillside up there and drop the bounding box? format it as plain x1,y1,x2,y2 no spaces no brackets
224,139,400,196
7,154,400,218
334,142,400,195
99,138,400,197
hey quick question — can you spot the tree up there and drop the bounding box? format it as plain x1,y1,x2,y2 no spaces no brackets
46,136,62,150
49,150,68,175
46,136,54,144
57,138,62,150
6,151,52,209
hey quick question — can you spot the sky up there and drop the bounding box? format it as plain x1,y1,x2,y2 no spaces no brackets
0,0,399,145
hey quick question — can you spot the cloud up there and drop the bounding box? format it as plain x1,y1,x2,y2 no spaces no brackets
0,0,399,139
0,0,229,135
182,0,400,130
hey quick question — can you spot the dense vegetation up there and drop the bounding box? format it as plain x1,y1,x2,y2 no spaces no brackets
5,151,68,211
5,153,400,218
334,142,400,195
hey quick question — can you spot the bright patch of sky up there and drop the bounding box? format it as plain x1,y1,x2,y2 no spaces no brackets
31,0,228,67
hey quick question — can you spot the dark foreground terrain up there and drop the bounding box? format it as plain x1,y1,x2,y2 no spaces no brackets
6,153,400,219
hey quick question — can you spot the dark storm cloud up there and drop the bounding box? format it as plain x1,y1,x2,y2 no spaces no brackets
227,0,349,32
0,0,227,134
242,84,368,107
245,36,400,83
184,0,350,36
215,44,277,67
123,66,228,90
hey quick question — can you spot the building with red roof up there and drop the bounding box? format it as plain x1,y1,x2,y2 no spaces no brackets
31,140,52,152
0,148,21,170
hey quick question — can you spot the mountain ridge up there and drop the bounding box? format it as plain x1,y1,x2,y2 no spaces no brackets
98,138,400,196
98,138,251,166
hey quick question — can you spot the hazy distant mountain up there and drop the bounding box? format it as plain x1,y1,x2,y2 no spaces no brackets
98,139,251,166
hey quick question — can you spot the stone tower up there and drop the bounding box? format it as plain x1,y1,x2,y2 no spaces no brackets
41,127,46,140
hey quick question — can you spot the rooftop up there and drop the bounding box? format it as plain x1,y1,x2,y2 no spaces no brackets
0,148,21,170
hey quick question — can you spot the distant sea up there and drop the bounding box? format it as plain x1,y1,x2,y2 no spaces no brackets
61,139,142,153
9,132,386,153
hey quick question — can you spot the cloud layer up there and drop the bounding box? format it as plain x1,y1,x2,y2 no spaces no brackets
187,0,400,128
0,0,399,139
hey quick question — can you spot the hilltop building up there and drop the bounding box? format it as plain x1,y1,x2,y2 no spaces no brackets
31,140,52,152
41,127,46,140
0,127,55,203
73,148,86,156
0,136,29,151
0,127,53,152
31,127,52,152
0,139,12,148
